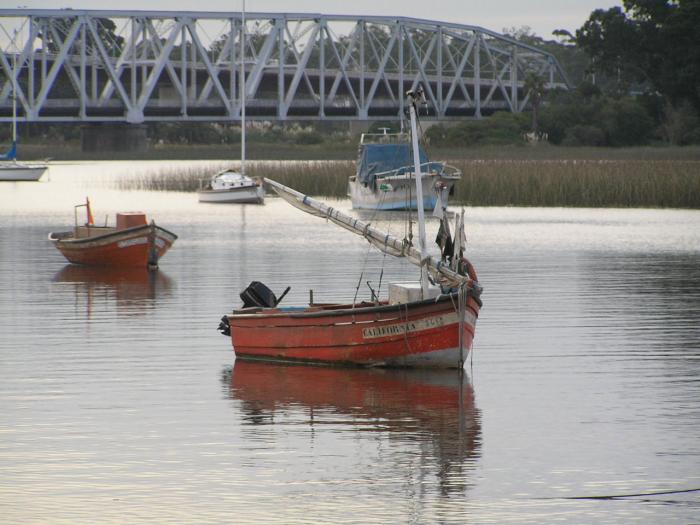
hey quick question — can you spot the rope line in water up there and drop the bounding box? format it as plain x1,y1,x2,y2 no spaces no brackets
541,487,700,500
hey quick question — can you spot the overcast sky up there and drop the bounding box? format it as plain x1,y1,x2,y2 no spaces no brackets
10,1,622,39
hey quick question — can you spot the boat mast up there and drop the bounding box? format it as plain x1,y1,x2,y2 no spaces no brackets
240,0,246,176
11,33,17,151
407,88,429,298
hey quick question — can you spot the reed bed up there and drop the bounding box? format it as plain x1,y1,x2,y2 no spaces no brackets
115,160,354,196
451,159,700,208
248,161,353,196
114,162,230,192
117,158,700,209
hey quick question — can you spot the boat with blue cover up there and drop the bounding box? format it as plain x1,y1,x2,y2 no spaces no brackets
347,131,460,210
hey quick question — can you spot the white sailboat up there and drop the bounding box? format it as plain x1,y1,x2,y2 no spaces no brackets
1,50,48,182
198,1,264,204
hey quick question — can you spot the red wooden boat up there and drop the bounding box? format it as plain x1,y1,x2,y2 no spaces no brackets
219,89,483,368
224,288,480,368
49,198,177,268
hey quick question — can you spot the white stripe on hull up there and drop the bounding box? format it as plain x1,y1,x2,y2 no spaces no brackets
382,345,472,368
198,185,264,204
0,165,47,181
349,175,454,210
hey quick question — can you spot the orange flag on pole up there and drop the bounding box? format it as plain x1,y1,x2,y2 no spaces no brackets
86,197,95,225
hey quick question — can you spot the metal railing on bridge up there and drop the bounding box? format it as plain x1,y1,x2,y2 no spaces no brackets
0,9,569,124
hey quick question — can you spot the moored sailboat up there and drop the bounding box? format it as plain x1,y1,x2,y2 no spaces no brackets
0,50,47,182
197,1,263,205
198,170,264,203
218,88,482,368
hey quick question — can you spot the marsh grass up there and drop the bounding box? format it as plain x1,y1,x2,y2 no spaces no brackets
452,159,700,208
117,158,700,209
115,162,232,192
116,160,354,196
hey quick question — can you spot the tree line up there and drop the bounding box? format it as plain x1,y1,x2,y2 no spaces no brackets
428,0,700,148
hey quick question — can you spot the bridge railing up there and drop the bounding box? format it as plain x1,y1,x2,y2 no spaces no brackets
0,9,569,123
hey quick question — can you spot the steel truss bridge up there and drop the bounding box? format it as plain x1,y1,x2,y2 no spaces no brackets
0,9,569,124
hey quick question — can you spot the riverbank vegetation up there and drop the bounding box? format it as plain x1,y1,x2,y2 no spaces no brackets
117,158,700,209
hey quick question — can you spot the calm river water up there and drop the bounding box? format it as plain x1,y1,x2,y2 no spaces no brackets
1,161,699,524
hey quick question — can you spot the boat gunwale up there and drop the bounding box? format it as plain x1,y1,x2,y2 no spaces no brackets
197,186,260,194
228,291,481,321
49,222,178,245
197,181,261,194
376,170,461,182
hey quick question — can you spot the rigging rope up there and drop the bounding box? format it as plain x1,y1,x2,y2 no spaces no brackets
352,188,389,307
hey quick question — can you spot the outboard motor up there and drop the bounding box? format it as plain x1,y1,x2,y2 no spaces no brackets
218,316,231,336
239,281,290,308
219,282,291,337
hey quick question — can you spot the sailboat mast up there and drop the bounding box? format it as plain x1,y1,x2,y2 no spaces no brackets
408,89,430,298
240,0,246,176
11,49,17,145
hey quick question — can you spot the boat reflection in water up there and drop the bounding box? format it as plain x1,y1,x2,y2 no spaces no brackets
52,265,173,317
226,360,482,494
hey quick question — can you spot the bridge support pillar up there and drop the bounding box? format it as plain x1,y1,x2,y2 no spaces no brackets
81,124,148,153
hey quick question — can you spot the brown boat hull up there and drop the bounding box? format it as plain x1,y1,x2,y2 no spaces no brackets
49,223,177,268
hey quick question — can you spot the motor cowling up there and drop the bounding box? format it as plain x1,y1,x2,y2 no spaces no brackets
240,281,277,308
239,281,290,308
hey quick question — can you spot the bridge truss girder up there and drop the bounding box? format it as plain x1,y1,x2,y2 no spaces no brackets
0,9,569,123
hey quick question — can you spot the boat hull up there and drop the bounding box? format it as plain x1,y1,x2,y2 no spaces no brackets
49,223,177,268
348,173,456,210
198,185,264,204
226,293,480,368
0,163,47,181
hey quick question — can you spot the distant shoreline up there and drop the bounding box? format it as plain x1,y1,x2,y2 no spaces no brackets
18,141,700,162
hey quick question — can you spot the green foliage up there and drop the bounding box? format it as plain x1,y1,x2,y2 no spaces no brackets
221,126,242,145
562,125,606,147
148,123,218,144
537,85,655,147
295,130,324,145
504,26,589,86
576,1,700,113
599,97,655,146
572,1,700,144
425,112,528,147
659,101,700,146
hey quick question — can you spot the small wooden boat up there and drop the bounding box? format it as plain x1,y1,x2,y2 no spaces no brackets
197,170,265,204
347,131,460,210
48,199,177,268
219,89,482,368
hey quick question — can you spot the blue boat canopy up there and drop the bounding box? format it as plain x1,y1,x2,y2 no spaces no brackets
357,143,429,188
